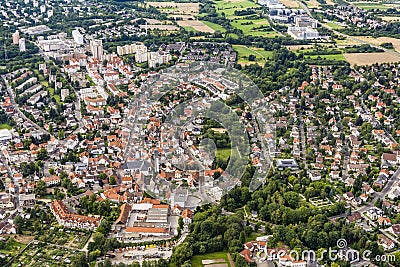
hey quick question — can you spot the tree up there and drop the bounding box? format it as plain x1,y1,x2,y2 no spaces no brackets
35,180,47,197
171,242,193,266
71,253,88,267
109,175,117,185
36,148,48,160
178,216,184,230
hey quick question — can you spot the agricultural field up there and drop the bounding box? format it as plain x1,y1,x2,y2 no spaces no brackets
214,0,259,18
176,20,215,33
280,0,299,8
307,53,347,61
201,20,227,32
343,52,400,65
352,2,392,10
335,37,361,47
147,2,200,15
355,36,400,52
233,45,274,65
231,18,275,37
304,0,335,8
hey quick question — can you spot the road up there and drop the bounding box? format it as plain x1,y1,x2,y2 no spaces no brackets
298,113,308,170
355,167,400,213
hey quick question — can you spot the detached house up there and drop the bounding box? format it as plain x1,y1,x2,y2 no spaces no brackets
367,207,384,220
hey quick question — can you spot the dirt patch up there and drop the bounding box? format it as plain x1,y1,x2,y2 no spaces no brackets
202,259,226,264
227,253,235,267
343,52,400,66
280,0,300,8
177,20,215,33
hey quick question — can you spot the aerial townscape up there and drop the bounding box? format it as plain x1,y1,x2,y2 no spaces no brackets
2,0,400,266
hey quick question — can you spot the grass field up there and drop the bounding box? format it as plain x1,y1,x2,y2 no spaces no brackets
325,22,344,30
307,54,347,61
0,123,12,130
231,18,274,37
191,251,232,267
183,26,197,32
353,2,391,10
177,20,215,33
216,148,231,162
214,0,259,17
233,45,273,65
201,20,227,32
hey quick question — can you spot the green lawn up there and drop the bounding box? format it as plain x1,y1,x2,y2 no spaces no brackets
191,251,231,267
233,45,274,65
0,238,27,260
353,2,391,10
183,26,197,32
0,123,12,130
216,148,231,162
245,232,263,242
231,18,276,37
201,20,227,32
214,0,259,17
325,22,344,29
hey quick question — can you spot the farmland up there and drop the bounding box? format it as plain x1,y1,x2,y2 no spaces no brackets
201,20,227,32
343,52,400,65
230,18,275,37
177,20,215,33
354,36,400,52
147,2,200,15
352,2,392,10
213,0,259,18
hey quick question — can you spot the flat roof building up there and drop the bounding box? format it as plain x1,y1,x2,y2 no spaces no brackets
276,158,299,170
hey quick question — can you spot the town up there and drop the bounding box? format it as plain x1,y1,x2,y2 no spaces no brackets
1,0,400,266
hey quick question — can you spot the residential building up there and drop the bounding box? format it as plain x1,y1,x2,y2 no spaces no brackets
50,200,100,231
